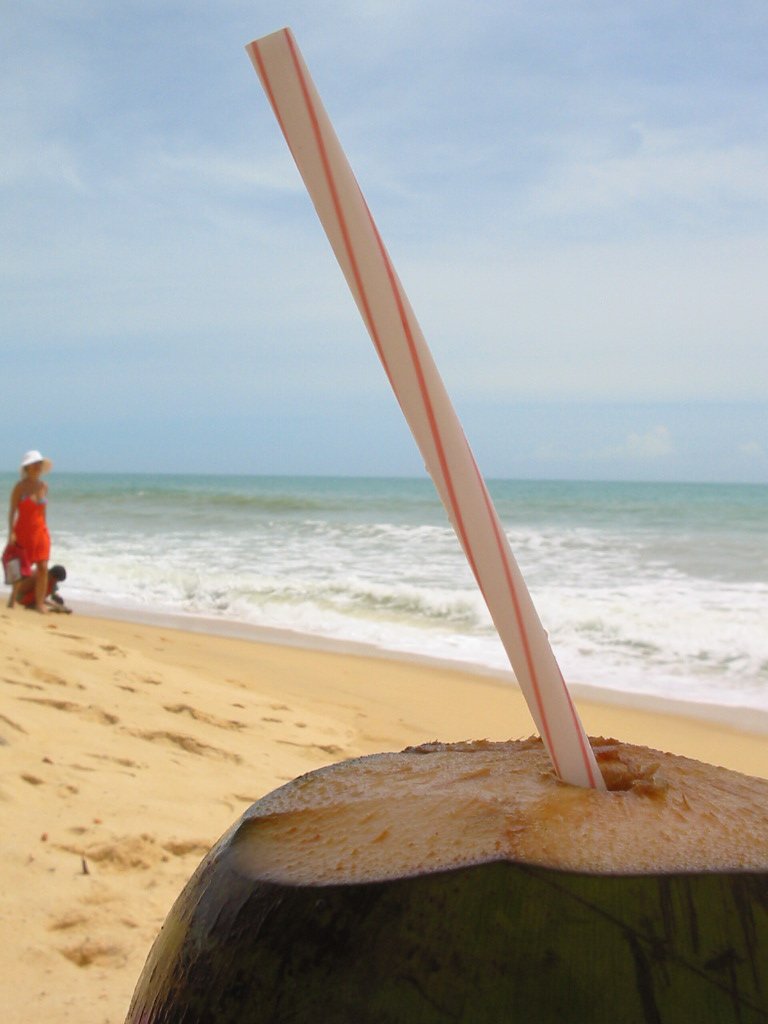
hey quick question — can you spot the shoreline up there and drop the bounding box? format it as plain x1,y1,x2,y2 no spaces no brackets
72,596,768,739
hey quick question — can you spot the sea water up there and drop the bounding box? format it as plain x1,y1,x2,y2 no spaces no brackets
4,473,767,716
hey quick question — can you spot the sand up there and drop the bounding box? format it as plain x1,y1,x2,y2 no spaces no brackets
2,606,767,1024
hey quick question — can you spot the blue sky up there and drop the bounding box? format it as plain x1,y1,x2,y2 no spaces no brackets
3,0,767,482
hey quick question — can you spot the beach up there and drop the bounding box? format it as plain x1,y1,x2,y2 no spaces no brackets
9,473,767,714
2,605,767,1024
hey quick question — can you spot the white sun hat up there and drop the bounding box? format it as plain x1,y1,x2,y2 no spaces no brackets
20,450,53,473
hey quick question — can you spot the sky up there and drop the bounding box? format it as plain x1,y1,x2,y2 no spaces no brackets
3,0,767,482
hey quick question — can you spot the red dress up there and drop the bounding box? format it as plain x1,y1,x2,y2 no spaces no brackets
14,496,51,564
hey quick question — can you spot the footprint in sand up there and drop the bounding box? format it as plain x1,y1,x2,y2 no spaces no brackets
115,670,161,689
3,677,44,692
128,729,242,763
0,712,27,734
99,644,125,657
29,666,71,687
55,834,161,871
88,752,142,769
162,839,211,858
48,911,88,932
59,939,125,968
233,792,260,805
55,833,212,872
20,697,79,713
163,703,246,731
51,916,130,979
18,697,120,726
84,706,119,725
277,739,344,757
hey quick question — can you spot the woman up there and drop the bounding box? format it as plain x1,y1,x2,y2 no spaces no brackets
8,450,53,613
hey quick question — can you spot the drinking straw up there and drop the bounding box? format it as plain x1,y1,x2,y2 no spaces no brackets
246,28,603,789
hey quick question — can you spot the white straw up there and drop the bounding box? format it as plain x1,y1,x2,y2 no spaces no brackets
246,27,603,789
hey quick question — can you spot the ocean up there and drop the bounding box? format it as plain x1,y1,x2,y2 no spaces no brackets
5,473,767,718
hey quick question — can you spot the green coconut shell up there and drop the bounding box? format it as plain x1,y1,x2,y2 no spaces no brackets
126,739,768,1024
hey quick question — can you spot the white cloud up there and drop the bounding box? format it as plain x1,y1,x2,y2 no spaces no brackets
152,150,303,193
737,440,764,459
0,140,84,189
527,129,768,220
627,425,673,458
404,233,768,403
602,425,674,461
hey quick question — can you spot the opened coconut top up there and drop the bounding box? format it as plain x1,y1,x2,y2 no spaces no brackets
230,738,768,885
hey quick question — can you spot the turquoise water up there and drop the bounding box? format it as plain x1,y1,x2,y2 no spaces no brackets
3,473,767,713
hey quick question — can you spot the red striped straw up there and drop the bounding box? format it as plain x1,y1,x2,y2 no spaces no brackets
246,28,603,789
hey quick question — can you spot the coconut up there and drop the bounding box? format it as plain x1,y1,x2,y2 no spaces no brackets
126,738,768,1023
